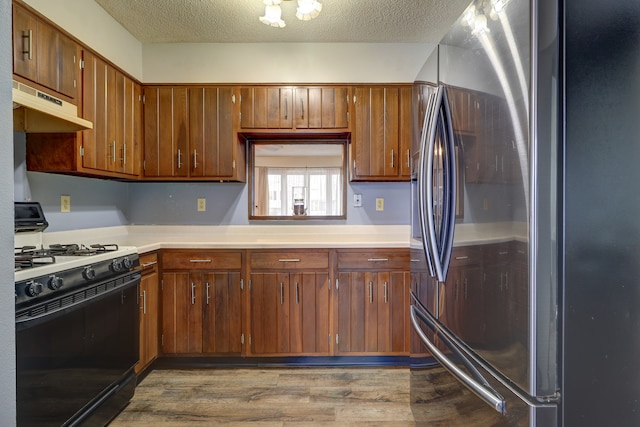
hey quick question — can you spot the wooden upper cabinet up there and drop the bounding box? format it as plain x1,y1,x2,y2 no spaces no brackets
12,2,79,103
82,50,140,177
189,86,244,181
25,49,141,180
351,85,411,181
143,86,189,178
143,86,245,181
240,86,349,131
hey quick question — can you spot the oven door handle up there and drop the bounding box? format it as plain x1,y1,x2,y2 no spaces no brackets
409,303,506,414
15,273,141,331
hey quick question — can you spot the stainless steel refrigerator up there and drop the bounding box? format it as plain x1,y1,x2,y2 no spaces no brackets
409,0,640,425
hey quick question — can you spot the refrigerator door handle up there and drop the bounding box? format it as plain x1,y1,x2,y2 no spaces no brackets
424,86,457,283
417,89,439,277
410,303,506,414
439,87,457,279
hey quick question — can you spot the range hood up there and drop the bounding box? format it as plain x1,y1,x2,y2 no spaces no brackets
12,80,93,133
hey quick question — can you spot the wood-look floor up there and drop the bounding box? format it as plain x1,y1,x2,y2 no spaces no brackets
109,367,502,426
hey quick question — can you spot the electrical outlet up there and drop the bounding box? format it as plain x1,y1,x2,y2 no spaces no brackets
353,194,362,207
197,198,206,212
376,198,384,211
61,195,71,213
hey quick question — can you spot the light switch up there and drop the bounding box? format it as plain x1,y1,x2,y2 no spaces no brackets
197,198,206,212
60,195,71,213
376,198,384,211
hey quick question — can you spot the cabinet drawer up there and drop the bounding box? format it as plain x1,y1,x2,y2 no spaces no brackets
482,242,513,263
337,249,409,270
138,252,158,275
162,250,242,270
249,250,329,270
449,246,482,266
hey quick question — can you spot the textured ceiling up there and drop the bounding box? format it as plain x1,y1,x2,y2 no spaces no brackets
93,0,472,44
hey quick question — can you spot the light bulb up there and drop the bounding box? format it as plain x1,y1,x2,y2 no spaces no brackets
259,4,286,28
296,0,322,21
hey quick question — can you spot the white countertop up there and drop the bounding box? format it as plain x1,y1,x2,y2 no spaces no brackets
35,222,527,254
39,225,411,253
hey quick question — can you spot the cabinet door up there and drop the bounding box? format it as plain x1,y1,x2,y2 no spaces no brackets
336,271,377,353
57,32,78,100
294,87,349,129
113,72,140,176
386,271,410,353
189,87,236,178
122,79,142,176
289,272,330,354
81,51,109,172
336,270,408,354
240,87,292,129
144,86,189,177
137,256,159,373
202,271,243,354
161,272,203,354
12,4,38,82
410,269,437,356
351,86,401,180
250,272,290,354
34,20,58,94
399,86,412,179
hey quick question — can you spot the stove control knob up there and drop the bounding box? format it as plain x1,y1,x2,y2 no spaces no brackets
111,259,123,272
83,266,96,280
25,281,44,297
122,257,134,269
48,275,64,290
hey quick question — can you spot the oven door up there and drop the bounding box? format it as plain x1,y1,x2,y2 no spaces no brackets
16,272,140,427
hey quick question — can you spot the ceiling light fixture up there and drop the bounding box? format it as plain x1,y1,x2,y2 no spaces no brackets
259,0,322,28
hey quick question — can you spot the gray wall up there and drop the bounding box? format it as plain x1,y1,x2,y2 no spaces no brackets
14,135,410,230
1,0,17,423
127,181,409,226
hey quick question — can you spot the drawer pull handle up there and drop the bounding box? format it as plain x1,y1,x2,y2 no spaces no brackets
206,283,210,305
278,258,300,262
384,282,388,303
191,283,196,305
141,261,158,268
369,282,373,303
279,282,284,305
190,259,212,263
455,256,469,260
295,283,299,305
367,258,389,262
498,251,509,255
142,290,147,314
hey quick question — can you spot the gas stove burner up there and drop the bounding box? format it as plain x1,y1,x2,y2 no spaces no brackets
47,243,120,256
14,254,56,271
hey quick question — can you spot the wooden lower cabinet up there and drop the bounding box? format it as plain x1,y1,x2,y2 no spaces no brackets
249,271,330,355
160,250,243,355
335,249,410,355
154,247,412,360
248,250,331,356
136,252,159,373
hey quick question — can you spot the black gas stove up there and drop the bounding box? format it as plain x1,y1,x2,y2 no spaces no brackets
14,242,139,311
14,202,141,427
